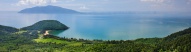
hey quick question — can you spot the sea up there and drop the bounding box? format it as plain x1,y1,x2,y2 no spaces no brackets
1,11,191,40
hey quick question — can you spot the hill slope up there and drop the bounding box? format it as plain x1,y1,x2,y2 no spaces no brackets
154,27,191,52
163,27,191,41
0,25,18,34
21,20,69,30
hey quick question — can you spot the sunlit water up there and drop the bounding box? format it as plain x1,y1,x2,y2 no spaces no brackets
1,11,191,40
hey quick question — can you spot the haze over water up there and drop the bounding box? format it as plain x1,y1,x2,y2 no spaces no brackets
0,12,191,40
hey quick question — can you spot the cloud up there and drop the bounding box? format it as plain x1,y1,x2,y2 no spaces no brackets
16,0,58,6
65,0,75,2
51,0,57,3
79,5,89,10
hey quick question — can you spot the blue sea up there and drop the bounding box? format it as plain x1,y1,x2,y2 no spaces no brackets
1,11,191,40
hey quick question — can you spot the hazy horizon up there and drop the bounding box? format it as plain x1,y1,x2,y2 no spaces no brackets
0,0,191,12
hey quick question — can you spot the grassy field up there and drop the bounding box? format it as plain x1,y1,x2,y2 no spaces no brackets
34,36,83,46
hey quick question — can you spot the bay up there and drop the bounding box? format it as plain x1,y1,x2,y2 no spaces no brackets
0,11,191,40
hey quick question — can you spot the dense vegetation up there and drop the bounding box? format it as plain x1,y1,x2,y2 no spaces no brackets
0,25,18,34
21,20,68,30
0,24,191,52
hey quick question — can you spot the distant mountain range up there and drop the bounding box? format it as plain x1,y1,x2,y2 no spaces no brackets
18,5,79,14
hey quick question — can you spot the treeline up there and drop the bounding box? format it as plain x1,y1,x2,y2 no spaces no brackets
43,35,102,44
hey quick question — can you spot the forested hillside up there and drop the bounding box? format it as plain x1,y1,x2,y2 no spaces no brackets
21,20,68,30
0,25,18,34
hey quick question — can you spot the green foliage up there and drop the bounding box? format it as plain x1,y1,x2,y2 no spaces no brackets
135,37,162,45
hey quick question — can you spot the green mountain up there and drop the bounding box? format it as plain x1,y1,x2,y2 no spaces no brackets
21,20,69,30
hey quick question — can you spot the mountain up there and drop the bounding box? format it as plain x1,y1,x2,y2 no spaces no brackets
18,5,79,14
21,20,69,30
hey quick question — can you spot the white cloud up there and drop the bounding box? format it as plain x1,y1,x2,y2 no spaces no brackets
51,0,57,3
79,5,89,10
64,0,75,2
16,0,58,6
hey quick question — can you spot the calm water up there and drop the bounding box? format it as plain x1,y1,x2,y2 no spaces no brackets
1,12,191,40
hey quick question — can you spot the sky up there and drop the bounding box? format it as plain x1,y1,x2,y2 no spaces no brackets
0,0,191,12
